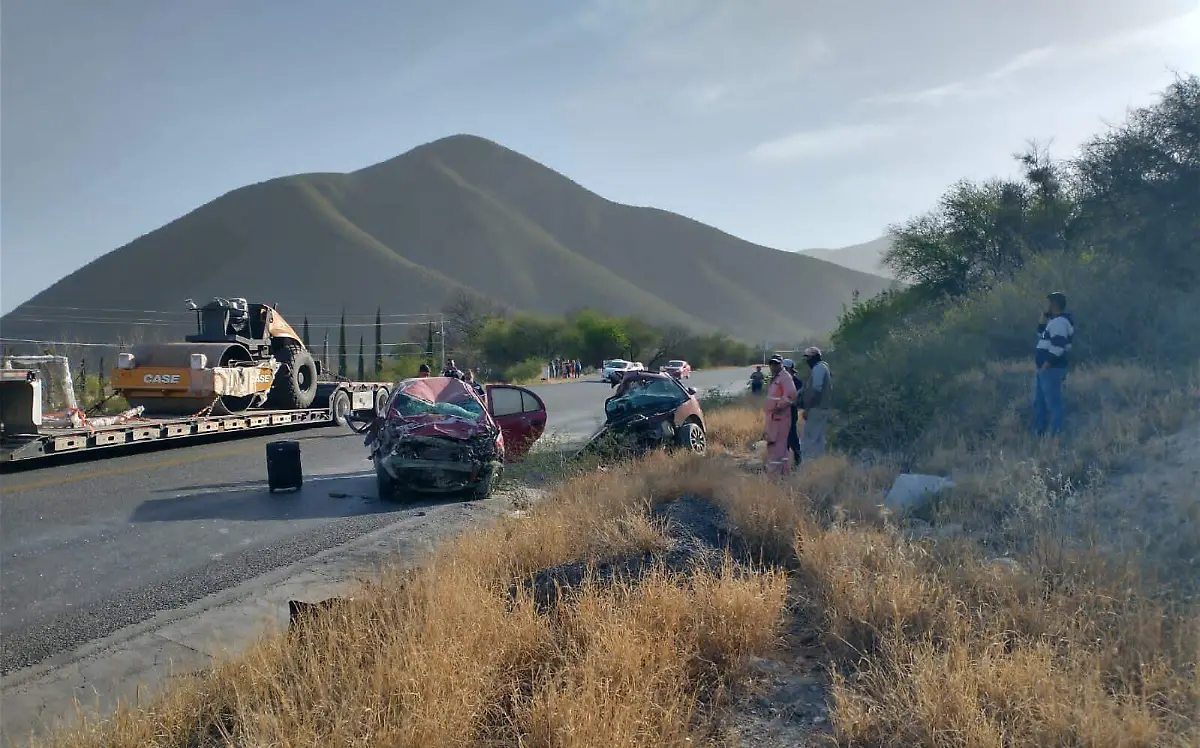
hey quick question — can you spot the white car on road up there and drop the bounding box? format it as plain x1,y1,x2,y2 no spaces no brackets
601,359,644,384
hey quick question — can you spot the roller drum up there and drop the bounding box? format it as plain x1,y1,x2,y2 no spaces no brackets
124,342,257,416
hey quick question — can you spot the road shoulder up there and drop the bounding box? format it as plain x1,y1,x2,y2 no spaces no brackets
0,489,536,744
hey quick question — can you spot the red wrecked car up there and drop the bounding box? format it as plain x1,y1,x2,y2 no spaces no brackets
365,376,546,501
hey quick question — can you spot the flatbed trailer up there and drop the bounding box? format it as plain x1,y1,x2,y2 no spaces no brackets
0,379,389,464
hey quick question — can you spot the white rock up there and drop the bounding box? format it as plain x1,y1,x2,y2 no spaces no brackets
884,473,955,511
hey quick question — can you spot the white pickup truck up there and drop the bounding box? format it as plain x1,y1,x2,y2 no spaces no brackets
601,359,645,384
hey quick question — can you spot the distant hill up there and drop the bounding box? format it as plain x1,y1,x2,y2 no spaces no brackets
801,236,895,278
2,135,894,348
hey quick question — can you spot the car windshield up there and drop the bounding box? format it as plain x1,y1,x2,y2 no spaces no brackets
609,360,630,368
390,377,487,422
667,361,685,367
605,377,685,418
392,392,484,421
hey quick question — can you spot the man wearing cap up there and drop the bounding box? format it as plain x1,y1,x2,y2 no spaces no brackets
1034,291,1075,436
799,347,832,461
417,363,432,378
783,358,804,467
763,354,798,475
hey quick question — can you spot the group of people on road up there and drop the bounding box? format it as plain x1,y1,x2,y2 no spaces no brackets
758,347,831,475
549,358,583,379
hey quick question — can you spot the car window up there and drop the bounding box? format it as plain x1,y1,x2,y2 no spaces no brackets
668,360,684,367
520,390,542,413
605,377,685,418
490,387,524,417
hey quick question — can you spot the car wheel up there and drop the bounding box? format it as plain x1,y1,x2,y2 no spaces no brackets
675,422,706,455
375,457,402,502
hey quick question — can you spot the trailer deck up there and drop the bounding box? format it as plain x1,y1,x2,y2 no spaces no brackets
0,379,388,464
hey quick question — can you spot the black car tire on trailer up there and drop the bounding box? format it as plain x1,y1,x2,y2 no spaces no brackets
374,387,390,416
268,344,319,409
675,421,706,455
330,389,351,426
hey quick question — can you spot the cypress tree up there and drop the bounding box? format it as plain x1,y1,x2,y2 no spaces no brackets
357,335,366,381
302,316,310,348
337,309,347,377
426,322,435,362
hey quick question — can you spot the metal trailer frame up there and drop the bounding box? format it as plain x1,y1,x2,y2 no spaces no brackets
0,380,389,464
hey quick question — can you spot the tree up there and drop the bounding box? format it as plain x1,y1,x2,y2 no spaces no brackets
357,335,366,381
322,330,330,374
374,308,383,378
302,316,310,348
444,291,509,346
621,316,662,363
572,309,629,365
644,324,693,368
337,310,347,377
1073,73,1199,287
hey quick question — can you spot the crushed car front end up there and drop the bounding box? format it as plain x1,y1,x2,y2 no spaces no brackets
368,376,505,499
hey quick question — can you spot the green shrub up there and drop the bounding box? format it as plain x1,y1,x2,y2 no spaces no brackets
502,357,544,383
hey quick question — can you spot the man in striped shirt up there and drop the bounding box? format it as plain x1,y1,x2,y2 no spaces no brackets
1034,291,1075,436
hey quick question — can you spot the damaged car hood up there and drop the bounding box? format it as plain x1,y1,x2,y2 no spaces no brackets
368,376,499,446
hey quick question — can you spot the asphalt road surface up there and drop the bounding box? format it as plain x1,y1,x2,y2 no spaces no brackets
0,369,746,674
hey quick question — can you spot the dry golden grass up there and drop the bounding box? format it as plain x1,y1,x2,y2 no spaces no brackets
39,454,790,748
703,403,763,452
39,369,1200,747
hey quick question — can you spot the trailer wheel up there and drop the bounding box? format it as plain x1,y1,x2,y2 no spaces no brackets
330,389,351,426
374,387,389,416
268,344,318,409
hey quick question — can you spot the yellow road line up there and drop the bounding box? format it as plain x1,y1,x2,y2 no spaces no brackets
0,447,246,495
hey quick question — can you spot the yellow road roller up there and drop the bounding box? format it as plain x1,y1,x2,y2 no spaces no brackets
111,297,320,416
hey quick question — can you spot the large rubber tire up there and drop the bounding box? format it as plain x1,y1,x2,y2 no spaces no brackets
675,421,707,455
470,464,502,501
375,457,402,502
268,344,318,409
330,389,351,426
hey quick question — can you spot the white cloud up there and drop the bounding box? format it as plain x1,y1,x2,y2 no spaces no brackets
749,123,897,163
985,46,1058,80
565,2,834,114
867,6,1200,108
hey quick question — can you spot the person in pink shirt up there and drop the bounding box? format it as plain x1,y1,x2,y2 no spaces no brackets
762,354,797,475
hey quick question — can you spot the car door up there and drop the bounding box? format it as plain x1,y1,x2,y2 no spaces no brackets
485,384,548,460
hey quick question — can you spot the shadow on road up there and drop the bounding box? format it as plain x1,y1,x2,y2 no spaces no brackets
128,471,442,523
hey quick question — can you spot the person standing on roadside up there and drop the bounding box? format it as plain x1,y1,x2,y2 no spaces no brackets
783,358,804,467
1034,291,1075,437
763,355,798,475
749,365,766,394
799,347,832,461
417,363,432,378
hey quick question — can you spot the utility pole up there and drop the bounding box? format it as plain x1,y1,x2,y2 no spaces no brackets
439,315,446,365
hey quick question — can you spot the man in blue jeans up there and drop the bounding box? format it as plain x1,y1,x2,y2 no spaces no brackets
1034,291,1075,436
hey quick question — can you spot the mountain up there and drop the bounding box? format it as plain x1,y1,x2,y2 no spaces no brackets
1,135,894,348
801,236,895,278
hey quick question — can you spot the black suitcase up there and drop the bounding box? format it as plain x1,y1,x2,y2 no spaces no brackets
266,440,303,493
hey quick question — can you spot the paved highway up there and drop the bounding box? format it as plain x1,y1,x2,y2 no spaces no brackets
0,370,746,674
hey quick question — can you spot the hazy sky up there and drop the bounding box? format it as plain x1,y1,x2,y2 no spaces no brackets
2,0,1198,313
